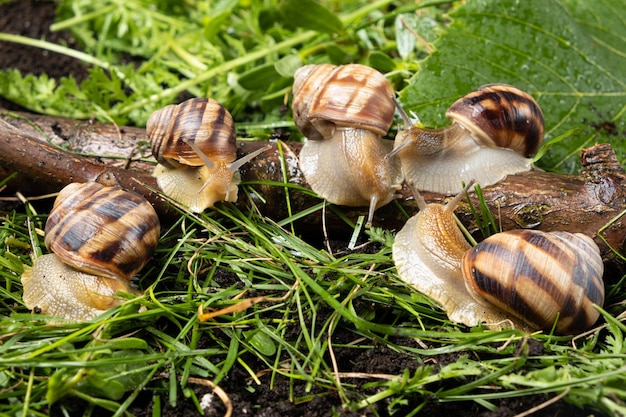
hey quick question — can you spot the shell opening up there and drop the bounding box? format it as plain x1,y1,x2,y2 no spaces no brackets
183,138,216,170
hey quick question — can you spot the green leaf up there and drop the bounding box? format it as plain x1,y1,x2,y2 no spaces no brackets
244,328,277,357
47,350,152,403
398,0,626,173
274,54,303,78
279,0,344,34
395,14,417,59
368,51,396,73
238,63,281,90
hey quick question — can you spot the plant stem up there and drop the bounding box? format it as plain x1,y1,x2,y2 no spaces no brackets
49,4,118,31
111,0,396,117
0,33,126,81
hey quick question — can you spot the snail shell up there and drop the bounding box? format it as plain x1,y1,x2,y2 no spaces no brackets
392,184,604,335
391,84,544,194
148,97,269,212
462,230,605,335
44,182,160,280
293,64,397,140
21,182,160,321
292,64,403,225
148,97,237,167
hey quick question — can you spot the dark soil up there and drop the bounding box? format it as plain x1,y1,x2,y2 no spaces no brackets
0,2,606,416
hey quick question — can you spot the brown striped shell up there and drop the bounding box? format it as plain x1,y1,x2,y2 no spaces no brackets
147,97,271,213
148,97,237,167
461,230,604,335
292,64,396,141
292,64,402,226
391,84,544,194
392,183,605,335
446,84,544,157
44,182,160,281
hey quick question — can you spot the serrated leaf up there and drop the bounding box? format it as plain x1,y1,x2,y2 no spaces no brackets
398,0,626,173
47,350,151,403
500,365,570,387
280,0,343,34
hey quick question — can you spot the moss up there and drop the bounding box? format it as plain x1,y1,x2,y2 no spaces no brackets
512,203,550,228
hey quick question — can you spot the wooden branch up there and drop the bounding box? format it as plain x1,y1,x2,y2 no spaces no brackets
1,109,625,278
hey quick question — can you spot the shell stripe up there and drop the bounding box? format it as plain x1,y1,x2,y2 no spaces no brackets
300,64,395,137
315,73,373,125
468,90,543,157
148,98,237,166
46,184,160,279
199,100,234,156
171,100,201,144
468,262,548,328
465,230,602,330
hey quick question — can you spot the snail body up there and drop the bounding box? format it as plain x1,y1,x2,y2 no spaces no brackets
392,184,605,334
390,84,544,194
22,255,142,321
148,97,269,212
292,64,403,226
21,182,160,321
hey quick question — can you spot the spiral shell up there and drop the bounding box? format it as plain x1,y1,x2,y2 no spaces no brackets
22,182,160,321
461,230,604,334
292,64,396,141
292,64,402,225
148,97,237,167
44,182,160,280
446,83,544,157
392,184,605,335
391,84,544,194
147,97,270,212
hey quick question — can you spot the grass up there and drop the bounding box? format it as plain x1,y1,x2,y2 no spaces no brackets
0,0,625,415
1,183,625,416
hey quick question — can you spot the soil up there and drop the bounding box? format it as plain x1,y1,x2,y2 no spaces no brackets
0,2,606,416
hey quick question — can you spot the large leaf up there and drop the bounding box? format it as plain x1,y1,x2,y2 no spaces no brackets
399,0,626,173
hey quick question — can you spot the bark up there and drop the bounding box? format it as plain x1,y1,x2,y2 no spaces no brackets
1,109,625,277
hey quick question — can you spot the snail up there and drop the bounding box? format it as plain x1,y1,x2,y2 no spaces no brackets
148,97,270,212
21,182,160,321
292,63,403,226
388,84,544,194
392,182,605,335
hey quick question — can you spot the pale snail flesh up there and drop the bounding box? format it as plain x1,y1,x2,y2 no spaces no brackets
292,64,403,225
148,97,270,212
390,84,544,194
22,255,142,321
21,182,160,321
392,183,605,335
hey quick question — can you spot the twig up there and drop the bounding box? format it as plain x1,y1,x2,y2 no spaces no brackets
196,283,296,322
398,16,435,53
513,389,570,417
187,377,233,417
